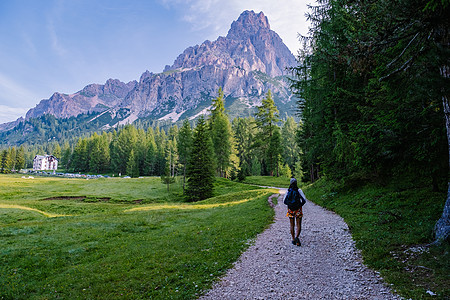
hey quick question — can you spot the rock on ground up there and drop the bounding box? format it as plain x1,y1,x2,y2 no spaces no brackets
200,190,400,300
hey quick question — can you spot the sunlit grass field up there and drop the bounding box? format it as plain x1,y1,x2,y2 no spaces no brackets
242,176,291,188
0,174,278,299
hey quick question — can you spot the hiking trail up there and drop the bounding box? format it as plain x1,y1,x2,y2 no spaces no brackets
200,189,400,300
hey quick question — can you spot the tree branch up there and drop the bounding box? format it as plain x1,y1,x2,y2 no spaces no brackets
386,32,420,69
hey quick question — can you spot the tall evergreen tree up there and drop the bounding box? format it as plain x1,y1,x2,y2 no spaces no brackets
250,156,262,176
61,142,72,170
290,0,449,240
15,146,25,170
167,137,178,177
8,147,16,171
88,133,102,173
53,142,61,159
186,116,215,202
281,117,300,171
88,133,110,173
209,87,226,123
178,120,192,193
209,87,234,177
161,143,176,191
0,149,12,173
145,127,157,176
254,90,280,175
110,125,138,174
232,117,258,176
72,138,88,172
126,149,139,178
135,128,148,176
268,126,282,176
144,127,157,175
210,113,234,177
100,132,111,171
154,127,167,176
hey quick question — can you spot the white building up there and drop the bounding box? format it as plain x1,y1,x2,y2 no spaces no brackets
33,155,58,171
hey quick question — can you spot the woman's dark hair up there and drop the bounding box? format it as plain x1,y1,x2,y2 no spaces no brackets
289,180,298,190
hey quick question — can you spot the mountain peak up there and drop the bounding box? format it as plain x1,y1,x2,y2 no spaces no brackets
227,10,269,39
3,10,296,133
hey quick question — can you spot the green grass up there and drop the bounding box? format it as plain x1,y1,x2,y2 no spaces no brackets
242,176,291,188
0,174,278,299
304,178,449,299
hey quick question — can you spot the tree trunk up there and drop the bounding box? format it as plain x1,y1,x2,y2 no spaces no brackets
434,65,450,243
183,164,186,194
276,159,279,177
435,185,450,242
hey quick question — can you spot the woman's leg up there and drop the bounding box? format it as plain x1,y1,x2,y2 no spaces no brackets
289,217,296,241
295,217,302,239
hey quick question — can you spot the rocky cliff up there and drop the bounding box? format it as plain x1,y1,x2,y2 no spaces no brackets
4,10,297,130
25,79,137,120
118,10,296,123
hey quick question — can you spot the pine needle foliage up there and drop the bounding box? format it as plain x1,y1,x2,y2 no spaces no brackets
186,115,215,202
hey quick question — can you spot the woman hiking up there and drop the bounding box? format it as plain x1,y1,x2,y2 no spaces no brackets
283,177,307,246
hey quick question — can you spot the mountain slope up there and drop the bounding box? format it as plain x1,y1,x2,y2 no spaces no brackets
25,79,137,120
117,10,296,123
0,10,298,143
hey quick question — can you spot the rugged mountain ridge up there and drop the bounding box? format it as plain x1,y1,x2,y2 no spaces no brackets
1,10,297,134
25,79,137,120
117,10,296,124
166,10,294,76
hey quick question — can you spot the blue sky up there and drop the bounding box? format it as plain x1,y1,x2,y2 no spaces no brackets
0,0,312,124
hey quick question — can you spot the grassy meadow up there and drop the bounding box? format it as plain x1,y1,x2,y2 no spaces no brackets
242,176,291,188
0,174,278,299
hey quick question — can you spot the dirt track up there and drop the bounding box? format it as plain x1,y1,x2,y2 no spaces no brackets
200,190,400,299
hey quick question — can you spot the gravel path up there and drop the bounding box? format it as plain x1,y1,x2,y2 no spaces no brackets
200,190,400,300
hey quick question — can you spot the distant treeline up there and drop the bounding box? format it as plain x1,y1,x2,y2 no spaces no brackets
0,89,300,184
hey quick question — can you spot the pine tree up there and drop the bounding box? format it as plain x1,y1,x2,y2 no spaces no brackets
61,142,72,170
0,149,12,173
178,120,192,193
145,128,157,176
15,146,25,170
209,87,234,177
290,0,449,241
209,87,226,123
268,126,282,176
250,156,262,176
110,125,138,174
126,149,139,178
210,113,234,177
154,127,167,176
232,117,257,176
136,128,147,176
186,116,215,202
254,90,280,175
161,144,176,192
72,138,88,172
8,147,16,171
99,132,111,172
53,143,61,159
88,133,102,173
281,117,300,170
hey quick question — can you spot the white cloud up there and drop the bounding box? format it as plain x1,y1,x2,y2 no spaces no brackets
0,72,36,106
160,0,313,54
47,19,68,57
46,0,68,57
0,105,27,124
